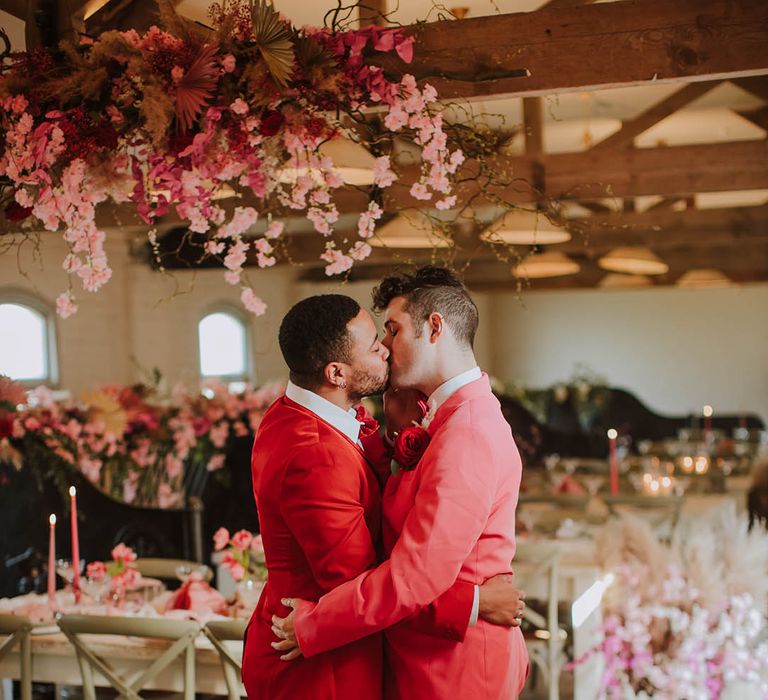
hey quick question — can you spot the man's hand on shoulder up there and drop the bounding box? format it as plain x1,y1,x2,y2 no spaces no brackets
479,573,525,627
271,598,307,661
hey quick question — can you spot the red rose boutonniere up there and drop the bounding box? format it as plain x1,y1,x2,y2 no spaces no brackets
391,425,431,476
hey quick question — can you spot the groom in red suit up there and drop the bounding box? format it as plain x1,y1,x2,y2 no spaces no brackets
273,268,529,699
242,294,523,699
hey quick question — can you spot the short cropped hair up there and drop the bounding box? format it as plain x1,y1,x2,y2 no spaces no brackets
372,266,478,348
279,294,360,387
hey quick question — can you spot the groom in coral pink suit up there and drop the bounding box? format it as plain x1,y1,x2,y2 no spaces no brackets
242,293,524,699
273,267,529,699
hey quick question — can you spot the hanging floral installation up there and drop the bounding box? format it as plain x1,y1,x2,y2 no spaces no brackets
0,373,284,508
0,0,463,318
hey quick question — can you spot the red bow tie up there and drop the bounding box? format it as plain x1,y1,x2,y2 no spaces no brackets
355,405,380,439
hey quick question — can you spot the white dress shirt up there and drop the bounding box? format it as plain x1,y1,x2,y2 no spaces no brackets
425,365,483,624
423,366,483,427
285,381,362,445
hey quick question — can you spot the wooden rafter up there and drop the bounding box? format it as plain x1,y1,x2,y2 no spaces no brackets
590,81,722,151
385,140,768,210
374,0,768,100
3,139,764,236
295,239,768,288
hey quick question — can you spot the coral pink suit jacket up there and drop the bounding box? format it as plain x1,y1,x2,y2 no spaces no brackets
294,376,529,699
242,396,474,700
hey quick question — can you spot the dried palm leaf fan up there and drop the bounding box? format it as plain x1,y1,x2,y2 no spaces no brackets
250,0,295,88
175,44,220,132
156,0,220,132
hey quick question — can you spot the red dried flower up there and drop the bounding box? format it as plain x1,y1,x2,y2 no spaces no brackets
4,201,33,222
259,110,285,136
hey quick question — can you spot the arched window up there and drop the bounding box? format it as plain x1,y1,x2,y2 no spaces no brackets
198,309,252,387
0,295,58,384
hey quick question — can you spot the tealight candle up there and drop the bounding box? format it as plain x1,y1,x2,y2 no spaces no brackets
680,456,694,474
694,456,709,474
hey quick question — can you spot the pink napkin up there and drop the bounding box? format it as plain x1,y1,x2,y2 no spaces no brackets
164,572,228,616
552,474,587,496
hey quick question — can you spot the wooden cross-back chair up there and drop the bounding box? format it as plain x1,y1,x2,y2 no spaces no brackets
514,548,566,700
57,614,200,700
203,619,248,700
0,613,33,700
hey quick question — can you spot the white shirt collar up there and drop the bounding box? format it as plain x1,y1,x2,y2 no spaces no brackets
424,366,482,425
285,381,361,445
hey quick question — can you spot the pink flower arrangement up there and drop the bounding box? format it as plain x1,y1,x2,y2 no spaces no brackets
213,527,266,582
573,510,768,699
86,542,139,592
0,2,463,319
4,379,284,508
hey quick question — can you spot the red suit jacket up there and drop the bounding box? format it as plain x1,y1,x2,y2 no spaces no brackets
293,376,529,699
242,396,474,700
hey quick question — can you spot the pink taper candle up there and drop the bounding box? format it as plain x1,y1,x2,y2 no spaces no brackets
48,514,56,608
608,429,619,496
702,405,713,445
69,486,81,603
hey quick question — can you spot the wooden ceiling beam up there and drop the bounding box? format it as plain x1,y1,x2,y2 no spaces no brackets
590,81,722,151
295,240,768,288
385,139,768,210
2,139,765,237
373,0,768,100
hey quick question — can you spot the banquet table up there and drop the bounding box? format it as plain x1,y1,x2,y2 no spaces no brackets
0,624,245,698
0,587,248,699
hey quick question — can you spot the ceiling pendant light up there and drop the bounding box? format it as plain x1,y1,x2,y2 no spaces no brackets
480,208,571,245
676,269,733,288
512,251,580,279
598,247,669,275
599,273,653,288
369,209,453,249
279,137,376,186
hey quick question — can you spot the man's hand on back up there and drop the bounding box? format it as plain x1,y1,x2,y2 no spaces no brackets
479,573,525,627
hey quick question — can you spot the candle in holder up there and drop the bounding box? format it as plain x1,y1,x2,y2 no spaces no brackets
702,405,713,444
607,428,619,495
48,514,56,608
69,486,81,603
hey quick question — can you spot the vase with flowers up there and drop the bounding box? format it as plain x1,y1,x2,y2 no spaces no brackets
85,543,139,606
213,527,266,611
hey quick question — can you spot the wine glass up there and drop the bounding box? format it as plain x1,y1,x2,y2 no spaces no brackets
55,558,84,585
175,564,209,583
581,475,604,497
81,575,111,604
518,507,541,536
